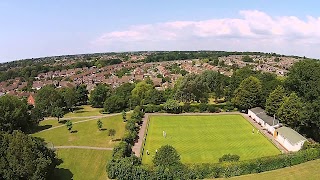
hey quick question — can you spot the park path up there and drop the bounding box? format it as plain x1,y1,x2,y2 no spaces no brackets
132,112,288,157
39,113,121,133
132,113,150,157
52,146,113,150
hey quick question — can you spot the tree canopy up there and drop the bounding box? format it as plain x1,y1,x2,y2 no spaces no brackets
153,145,181,167
0,131,57,180
265,85,286,116
232,76,262,110
0,95,33,132
89,84,111,108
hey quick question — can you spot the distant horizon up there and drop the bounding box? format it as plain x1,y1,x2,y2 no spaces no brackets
1,1,320,63
1,49,316,64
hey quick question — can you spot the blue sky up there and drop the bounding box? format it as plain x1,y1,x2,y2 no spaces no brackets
1,0,320,62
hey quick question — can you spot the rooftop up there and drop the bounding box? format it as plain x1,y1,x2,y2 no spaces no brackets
277,127,307,145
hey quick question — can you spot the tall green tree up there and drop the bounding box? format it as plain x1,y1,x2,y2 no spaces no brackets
0,131,57,180
232,76,262,110
90,84,112,108
36,85,64,116
265,85,286,116
131,81,154,105
285,60,320,102
76,84,89,105
200,70,227,100
52,107,64,122
61,87,77,112
153,145,181,167
277,93,303,128
175,74,209,103
104,95,126,113
0,95,32,132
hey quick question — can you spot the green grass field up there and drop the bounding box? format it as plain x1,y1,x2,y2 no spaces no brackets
64,105,103,118
142,115,280,164
228,159,320,180
33,115,125,148
49,149,112,180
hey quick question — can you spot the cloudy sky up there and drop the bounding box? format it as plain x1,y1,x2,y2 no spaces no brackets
1,0,320,62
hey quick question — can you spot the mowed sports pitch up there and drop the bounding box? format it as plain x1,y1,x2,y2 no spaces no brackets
142,115,280,164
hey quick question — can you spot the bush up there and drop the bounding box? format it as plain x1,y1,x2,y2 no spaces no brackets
219,154,240,162
207,104,219,113
199,103,208,112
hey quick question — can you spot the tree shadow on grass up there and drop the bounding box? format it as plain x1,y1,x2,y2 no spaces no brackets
29,124,52,134
49,159,73,180
49,168,73,180
100,128,107,131
73,106,84,111
59,120,68,124
71,130,78,133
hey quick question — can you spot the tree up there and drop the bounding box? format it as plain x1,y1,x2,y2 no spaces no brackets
76,84,89,105
97,119,103,130
62,87,77,112
0,95,33,132
153,145,181,167
131,81,154,105
122,111,127,122
285,60,320,102
104,95,126,113
90,84,111,108
174,74,209,103
0,131,57,179
66,120,73,132
265,86,286,116
200,70,227,100
108,129,116,140
36,85,64,116
232,76,262,110
277,93,303,128
52,107,64,122
163,99,180,113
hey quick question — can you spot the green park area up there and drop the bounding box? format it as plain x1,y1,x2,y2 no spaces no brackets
228,159,320,180
142,115,280,164
32,105,127,180
49,149,112,180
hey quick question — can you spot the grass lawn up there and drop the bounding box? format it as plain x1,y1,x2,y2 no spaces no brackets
142,115,280,164
228,159,320,180
50,149,112,180
33,115,125,148
64,105,103,118
39,118,89,128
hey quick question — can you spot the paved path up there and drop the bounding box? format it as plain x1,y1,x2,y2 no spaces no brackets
132,112,288,157
51,146,113,150
39,113,121,132
132,114,150,157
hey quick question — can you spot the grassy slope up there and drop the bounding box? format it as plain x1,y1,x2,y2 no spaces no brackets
33,115,125,147
227,159,320,180
50,149,112,180
142,115,280,164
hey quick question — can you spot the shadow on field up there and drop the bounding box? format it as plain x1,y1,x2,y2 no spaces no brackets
73,107,84,111
59,120,68,124
50,168,73,180
29,124,52,133
49,159,73,180
71,130,78,133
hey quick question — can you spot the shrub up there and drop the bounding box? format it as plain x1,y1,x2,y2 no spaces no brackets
219,154,240,163
199,103,208,112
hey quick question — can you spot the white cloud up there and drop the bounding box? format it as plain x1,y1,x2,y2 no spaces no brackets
92,10,320,58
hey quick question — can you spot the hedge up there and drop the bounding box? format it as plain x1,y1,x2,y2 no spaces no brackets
142,103,233,114
107,147,320,179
